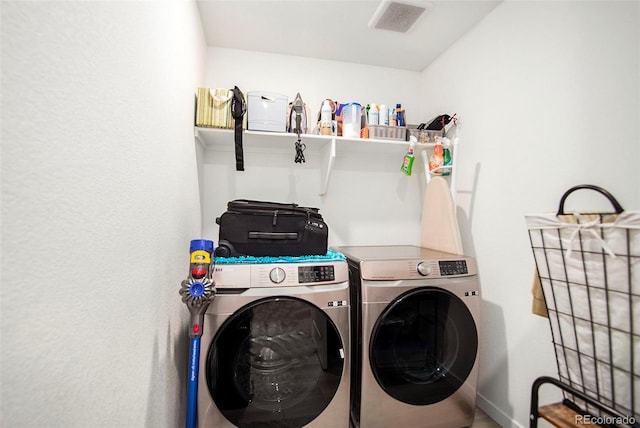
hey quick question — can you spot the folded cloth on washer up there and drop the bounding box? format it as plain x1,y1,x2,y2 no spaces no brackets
215,249,346,264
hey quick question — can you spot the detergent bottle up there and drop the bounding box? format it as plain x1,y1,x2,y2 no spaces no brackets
401,137,416,176
428,139,444,175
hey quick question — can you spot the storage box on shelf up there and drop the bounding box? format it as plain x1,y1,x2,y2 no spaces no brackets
408,127,445,143
368,125,408,141
247,91,288,132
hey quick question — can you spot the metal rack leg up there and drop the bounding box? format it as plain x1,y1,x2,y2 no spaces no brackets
530,376,637,428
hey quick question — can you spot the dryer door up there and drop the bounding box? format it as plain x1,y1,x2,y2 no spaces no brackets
370,287,477,405
206,296,345,427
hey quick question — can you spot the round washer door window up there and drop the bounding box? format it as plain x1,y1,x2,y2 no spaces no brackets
206,296,345,427
370,287,477,405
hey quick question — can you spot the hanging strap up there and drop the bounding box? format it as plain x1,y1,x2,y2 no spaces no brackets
230,86,246,171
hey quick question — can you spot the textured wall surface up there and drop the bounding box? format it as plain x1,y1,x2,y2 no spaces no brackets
3,2,638,428
420,1,639,427
1,2,206,426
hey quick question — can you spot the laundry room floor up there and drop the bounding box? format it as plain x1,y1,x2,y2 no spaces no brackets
472,408,501,427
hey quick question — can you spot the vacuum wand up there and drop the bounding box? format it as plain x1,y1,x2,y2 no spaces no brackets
179,239,216,428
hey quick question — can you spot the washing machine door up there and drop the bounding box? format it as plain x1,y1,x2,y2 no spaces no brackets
370,287,477,405
206,296,345,427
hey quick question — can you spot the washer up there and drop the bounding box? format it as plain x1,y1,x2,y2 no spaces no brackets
197,258,351,427
334,245,480,428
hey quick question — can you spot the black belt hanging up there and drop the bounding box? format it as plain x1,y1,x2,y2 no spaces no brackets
231,86,246,171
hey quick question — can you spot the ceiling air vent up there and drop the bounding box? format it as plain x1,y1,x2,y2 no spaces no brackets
369,1,429,33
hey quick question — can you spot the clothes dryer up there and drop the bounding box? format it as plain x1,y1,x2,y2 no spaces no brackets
197,257,350,428
334,245,480,428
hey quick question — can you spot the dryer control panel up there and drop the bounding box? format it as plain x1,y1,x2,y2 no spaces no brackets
360,257,476,280
412,259,469,278
416,260,469,277
335,245,477,281
438,260,469,276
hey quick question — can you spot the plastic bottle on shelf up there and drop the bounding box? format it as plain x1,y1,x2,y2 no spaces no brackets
396,103,405,126
319,100,333,136
428,139,444,175
389,107,397,126
368,103,379,126
401,137,417,176
442,138,452,176
341,102,362,138
378,104,388,126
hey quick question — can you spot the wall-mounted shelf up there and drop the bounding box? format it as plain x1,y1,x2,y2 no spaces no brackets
194,127,458,197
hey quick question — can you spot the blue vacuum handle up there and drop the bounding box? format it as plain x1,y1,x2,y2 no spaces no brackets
186,337,201,428
181,239,216,428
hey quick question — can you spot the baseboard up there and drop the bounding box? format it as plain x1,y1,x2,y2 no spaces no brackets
476,392,526,428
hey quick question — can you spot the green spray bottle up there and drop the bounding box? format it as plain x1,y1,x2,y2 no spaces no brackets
442,138,452,176
401,137,416,176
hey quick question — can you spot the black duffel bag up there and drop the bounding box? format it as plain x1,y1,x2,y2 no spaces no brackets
214,199,328,257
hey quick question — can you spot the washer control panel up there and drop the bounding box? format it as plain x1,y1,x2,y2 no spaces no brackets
267,265,336,284
213,261,347,288
298,265,335,283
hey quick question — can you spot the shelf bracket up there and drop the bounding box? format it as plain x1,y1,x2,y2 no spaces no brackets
421,149,431,186
319,137,336,195
450,137,459,206
193,128,205,150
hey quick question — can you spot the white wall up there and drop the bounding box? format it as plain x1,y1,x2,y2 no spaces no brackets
3,2,637,427
419,1,639,427
1,2,207,427
201,47,429,247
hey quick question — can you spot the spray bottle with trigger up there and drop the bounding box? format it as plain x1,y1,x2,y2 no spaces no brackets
442,138,452,176
179,239,216,428
429,138,444,175
401,135,417,176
